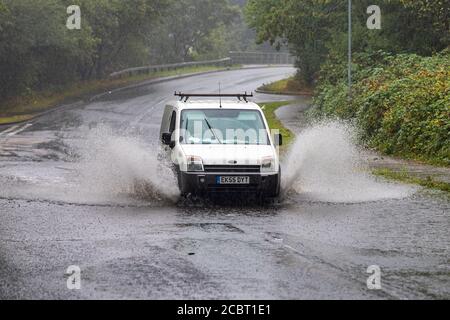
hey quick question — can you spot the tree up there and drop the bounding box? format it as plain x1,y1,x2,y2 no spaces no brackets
399,0,450,54
71,0,169,78
147,0,239,63
0,0,170,102
0,0,80,98
245,0,450,84
246,0,343,84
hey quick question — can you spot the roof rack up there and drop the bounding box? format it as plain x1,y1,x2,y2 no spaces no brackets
174,92,253,103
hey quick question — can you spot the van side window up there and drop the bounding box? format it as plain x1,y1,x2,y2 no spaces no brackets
169,111,177,134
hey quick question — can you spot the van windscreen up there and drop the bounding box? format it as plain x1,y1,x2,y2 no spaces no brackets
180,109,269,145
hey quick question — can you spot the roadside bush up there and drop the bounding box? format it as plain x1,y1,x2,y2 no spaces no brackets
312,50,450,166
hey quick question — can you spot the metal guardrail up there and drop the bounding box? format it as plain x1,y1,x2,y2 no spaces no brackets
109,57,232,79
109,53,295,79
229,51,296,65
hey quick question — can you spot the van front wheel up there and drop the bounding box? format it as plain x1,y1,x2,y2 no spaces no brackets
264,167,281,198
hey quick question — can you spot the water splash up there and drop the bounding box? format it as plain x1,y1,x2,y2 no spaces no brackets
0,121,415,206
281,121,415,203
0,125,180,206
72,125,180,203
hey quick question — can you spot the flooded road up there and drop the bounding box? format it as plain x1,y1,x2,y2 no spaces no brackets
0,67,449,299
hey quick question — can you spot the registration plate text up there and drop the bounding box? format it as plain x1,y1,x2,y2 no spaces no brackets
217,176,250,185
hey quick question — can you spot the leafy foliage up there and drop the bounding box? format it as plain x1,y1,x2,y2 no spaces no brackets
0,0,251,105
246,0,449,165
245,0,338,84
245,0,450,84
146,0,239,63
0,0,169,101
147,0,269,64
312,50,450,166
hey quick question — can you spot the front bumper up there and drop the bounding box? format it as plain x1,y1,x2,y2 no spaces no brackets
177,171,281,197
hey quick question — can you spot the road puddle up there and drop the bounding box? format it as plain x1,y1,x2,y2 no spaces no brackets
0,122,419,207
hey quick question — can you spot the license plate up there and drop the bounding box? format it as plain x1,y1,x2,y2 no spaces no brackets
217,176,250,185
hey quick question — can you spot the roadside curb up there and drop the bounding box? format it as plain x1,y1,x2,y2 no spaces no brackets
255,88,314,96
0,65,294,128
88,65,292,102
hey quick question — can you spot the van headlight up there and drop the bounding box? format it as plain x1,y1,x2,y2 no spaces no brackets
261,157,275,172
187,156,204,172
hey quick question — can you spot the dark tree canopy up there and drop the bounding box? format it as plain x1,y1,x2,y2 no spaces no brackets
245,0,450,83
0,0,255,102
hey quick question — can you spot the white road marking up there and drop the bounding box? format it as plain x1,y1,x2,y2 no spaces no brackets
0,125,20,137
5,124,33,137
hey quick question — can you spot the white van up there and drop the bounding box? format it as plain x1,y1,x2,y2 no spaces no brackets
160,93,282,198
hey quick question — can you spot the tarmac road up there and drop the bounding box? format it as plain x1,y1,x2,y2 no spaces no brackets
0,67,448,300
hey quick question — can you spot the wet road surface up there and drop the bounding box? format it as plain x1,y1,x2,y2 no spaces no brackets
0,67,449,299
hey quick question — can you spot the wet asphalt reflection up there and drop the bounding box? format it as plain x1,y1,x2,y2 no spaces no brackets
0,67,448,299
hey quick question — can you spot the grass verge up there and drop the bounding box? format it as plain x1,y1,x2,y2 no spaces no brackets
0,115,34,125
258,76,314,95
260,100,296,152
0,65,240,125
373,168,450,194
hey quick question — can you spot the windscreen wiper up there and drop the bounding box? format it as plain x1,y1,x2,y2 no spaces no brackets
204,118,222,144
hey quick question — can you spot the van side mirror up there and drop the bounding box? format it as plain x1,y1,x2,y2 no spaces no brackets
274,133,283,146
162,133,172,146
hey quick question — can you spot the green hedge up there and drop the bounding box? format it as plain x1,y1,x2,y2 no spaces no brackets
311,50,450,166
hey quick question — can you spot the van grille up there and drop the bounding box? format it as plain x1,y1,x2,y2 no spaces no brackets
203,165,261,173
